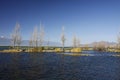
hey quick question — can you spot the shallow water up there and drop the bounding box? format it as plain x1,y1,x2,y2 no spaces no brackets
0,52,120,80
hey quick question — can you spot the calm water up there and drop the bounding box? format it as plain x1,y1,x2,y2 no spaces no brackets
0,51,120,80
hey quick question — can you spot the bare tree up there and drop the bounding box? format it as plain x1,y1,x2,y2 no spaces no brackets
77,38,80,47
29,36,33,48
17,35,22,46
39,23,44,47
61,26,66,51
32,26,38,47
11,33,16,48
117,32,120,48
73,35,77,48
30,23,45,48
47,38,50,46
11,23,22,48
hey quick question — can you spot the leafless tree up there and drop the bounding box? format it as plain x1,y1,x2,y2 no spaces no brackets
77,38,80,47
47,38,50,46
61,26,66,51
11,33,16,48
11,23,22,48
39,23,44,47
29,36,33,47
17,35,22,46
117,32,120,48
73,35,77,48
32,26,38,47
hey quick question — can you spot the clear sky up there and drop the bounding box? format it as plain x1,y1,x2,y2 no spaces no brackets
0,0,120,45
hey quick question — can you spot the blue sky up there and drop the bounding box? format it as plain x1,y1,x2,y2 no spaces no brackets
0,0,120,45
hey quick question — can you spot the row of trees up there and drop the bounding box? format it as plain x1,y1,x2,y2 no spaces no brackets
29,23,44,47
61,26,81,49
10,23,81,49
61,27,81,50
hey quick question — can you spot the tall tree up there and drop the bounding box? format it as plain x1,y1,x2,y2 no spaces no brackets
39,23,44,47
11,33,16,47
11,23,22,48
117,32,120,48
77,38,80,47
32,26,38,47
17,35,22,47
47,38,50,46
29,36,33,47
73,35,77,48
61,26,66,51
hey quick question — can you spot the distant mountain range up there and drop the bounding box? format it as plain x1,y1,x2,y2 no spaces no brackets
82,41,117,47
0,37,117,47
0,37,61,46
0,37,11,46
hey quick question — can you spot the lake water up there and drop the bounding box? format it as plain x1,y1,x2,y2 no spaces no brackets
0,51,120,80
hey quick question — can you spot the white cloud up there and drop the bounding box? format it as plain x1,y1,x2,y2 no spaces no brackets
0,36,5,38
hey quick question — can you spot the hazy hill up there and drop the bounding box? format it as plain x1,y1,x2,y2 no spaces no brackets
0,37,61,46
86,41,117,47
0,37,11,46
0,37,117,47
